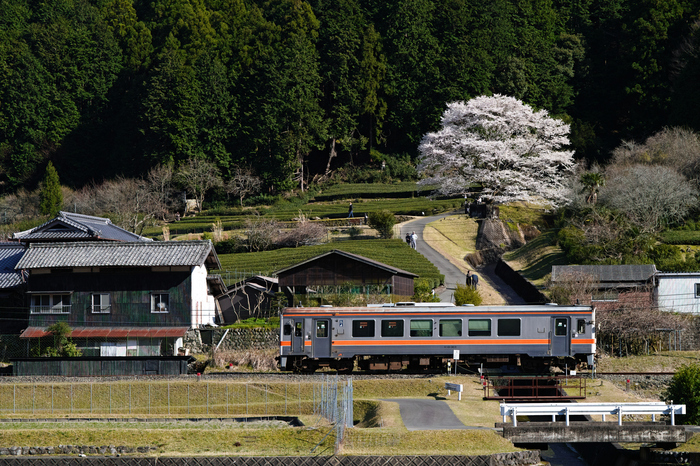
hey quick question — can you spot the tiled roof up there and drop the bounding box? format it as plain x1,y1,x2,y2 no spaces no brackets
15,240,220,269
14,211,152,242
274,249,418,277
0,242,25,289
551,265,657,283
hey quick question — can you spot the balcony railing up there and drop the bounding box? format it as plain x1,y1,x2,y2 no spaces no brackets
30,305,72,314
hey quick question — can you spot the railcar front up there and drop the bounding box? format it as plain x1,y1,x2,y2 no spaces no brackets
278,304,595,373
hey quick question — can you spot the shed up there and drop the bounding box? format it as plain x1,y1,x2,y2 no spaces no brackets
551,264,656,303
275,249,418,297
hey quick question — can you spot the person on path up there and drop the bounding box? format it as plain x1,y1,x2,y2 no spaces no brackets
410,231,417,249
348,202,354,218
405,232,411,245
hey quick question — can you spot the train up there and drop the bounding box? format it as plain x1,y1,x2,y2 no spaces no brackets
278,302,596,373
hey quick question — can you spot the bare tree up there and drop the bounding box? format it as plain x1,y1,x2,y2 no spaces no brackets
600,165,698,233
226,166,262,208
94,177,157,235
277,212,327,247
546,271,599,305
612,127,700,186
175,157,222,212
147,163,178,220
245,218,279,252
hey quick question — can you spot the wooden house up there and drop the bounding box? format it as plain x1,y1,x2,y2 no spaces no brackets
13,211,152,243
217,275,279,323
551,264,657,310
0,242,27,334
16,240,224,356
275,249,417,297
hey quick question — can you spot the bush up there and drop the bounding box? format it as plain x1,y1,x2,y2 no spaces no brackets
412,279,440,302
454,284,483,306
214,236,247,254
664,363,700,425
368,210,396,239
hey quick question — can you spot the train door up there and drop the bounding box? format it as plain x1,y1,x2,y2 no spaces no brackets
551,317,571,356
312,319,331,358
292,318,305,354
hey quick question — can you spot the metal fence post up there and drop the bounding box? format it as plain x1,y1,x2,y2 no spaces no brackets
246,383,249,416
168,382,171,415
90,384,93,414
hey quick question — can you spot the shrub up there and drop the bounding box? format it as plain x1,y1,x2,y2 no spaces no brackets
368,210,396,239
412,279,440,302
454,284,483,306
214,236,247,254
664,363,700,425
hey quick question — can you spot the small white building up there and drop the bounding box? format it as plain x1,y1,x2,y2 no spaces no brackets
655,272,700,314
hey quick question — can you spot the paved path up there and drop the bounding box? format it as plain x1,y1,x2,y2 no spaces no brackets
383,399,494,431
400,213,525,304
399,213,467,303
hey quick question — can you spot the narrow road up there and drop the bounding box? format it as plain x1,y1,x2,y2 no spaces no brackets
399,213,464,303
400,213,525,304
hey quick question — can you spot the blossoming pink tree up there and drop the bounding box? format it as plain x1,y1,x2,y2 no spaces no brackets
418,95,575,206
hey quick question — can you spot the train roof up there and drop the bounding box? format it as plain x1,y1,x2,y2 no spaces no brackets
282,304,594,314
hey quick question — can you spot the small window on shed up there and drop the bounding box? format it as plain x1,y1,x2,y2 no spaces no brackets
381,320,404,337
468,319,491,337
439,319,462,337
410,319,433,337
497,319,520,337
352,320,375,337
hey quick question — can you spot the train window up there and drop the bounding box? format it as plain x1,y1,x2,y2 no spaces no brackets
410,319,433,337
381,320,404,337
577,319,586,334
295,322,302,337
468,319,491,337
284,323,292,336
497,319,520,337
439,319,462,337
554,318,568,336
352,320,375,337
316,321,328,338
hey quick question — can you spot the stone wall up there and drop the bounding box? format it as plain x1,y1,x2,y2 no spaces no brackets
184,328,279,354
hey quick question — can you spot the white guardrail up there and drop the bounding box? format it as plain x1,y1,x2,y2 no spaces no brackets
500,402,686,427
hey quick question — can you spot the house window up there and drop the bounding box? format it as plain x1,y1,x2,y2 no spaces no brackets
592,290,618,302
92,294,111,314
30,294,71,314
151,293,169,313
695,283,700,298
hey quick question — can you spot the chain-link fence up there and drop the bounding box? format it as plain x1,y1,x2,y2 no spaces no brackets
313,375,354,453
0,380,318,417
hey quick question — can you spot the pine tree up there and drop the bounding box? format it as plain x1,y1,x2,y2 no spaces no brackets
39,161,63,217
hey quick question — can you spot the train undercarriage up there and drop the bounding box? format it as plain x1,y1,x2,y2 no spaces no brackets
281,353,587,374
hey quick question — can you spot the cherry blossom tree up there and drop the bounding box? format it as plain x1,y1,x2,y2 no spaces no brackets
417,95,575,205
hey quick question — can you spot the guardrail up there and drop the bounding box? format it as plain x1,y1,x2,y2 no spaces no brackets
500,402,686,427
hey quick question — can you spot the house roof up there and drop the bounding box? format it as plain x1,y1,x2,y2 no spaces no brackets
274,249,418,278
0,242,25,289
15,240,221,270
13,211,152,243
20,326,189,339
221,275,279,298
551,264,657,286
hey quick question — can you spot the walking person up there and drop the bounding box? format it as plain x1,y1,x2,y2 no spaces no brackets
410,231,417,249
347,202,354,218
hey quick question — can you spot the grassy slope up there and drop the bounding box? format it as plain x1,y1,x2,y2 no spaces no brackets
502,230,568,286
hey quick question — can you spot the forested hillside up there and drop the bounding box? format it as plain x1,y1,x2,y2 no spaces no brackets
1,0,699,194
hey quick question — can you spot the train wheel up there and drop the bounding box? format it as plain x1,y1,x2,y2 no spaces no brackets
334,358,355,374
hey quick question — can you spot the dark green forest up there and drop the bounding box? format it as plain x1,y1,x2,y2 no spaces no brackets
2,0,700,194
